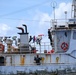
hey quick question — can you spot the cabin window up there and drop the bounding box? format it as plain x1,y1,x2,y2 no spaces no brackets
73,30,76,39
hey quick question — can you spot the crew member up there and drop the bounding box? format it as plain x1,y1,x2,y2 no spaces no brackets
48,29,52,46
34,55,42,65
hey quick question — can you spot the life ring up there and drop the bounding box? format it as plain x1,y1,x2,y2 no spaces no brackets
0,44,4,51
61,42,68,51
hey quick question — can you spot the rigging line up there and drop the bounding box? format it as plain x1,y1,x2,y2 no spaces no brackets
2,18,70,20
0,18,50,22
0,1,50,18
67,54,76,59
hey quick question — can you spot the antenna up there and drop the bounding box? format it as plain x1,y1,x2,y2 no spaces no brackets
51,1,57,29
51,1,57,20
65,11,67,20
64,11,67,23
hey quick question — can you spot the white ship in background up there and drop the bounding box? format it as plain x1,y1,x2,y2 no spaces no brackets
0,0,76,74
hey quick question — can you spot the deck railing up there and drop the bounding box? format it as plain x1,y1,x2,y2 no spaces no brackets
2,42,53,54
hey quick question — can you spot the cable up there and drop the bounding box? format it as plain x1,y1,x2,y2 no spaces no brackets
0,17,69,23
0,0,50,17
67,54,76,59
0,18,50,22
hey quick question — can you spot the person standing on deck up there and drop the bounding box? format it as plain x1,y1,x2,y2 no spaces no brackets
34,55,42,65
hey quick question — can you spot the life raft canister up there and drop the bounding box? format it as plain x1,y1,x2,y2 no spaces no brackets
61,42,68,51
0,44,4,51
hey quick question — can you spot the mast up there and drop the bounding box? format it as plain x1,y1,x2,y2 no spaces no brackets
72,0,76,19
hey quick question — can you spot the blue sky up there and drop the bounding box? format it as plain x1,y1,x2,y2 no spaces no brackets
0,0,72,41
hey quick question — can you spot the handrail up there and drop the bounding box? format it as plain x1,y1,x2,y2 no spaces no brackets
1,42,54,54
4,62,76,66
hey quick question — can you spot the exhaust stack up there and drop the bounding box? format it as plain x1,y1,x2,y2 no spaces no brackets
22,24,28,33
16,27,24,33
17,25,29,53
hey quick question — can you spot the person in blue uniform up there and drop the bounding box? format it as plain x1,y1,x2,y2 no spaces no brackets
34,55,42,65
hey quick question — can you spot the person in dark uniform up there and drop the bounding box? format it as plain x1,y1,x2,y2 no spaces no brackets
48,29,53,46
34,55,42,65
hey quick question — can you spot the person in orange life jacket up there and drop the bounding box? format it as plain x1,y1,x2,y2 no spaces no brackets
34,55,42,65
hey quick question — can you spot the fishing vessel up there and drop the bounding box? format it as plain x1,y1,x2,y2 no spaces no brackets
0,0,76,74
